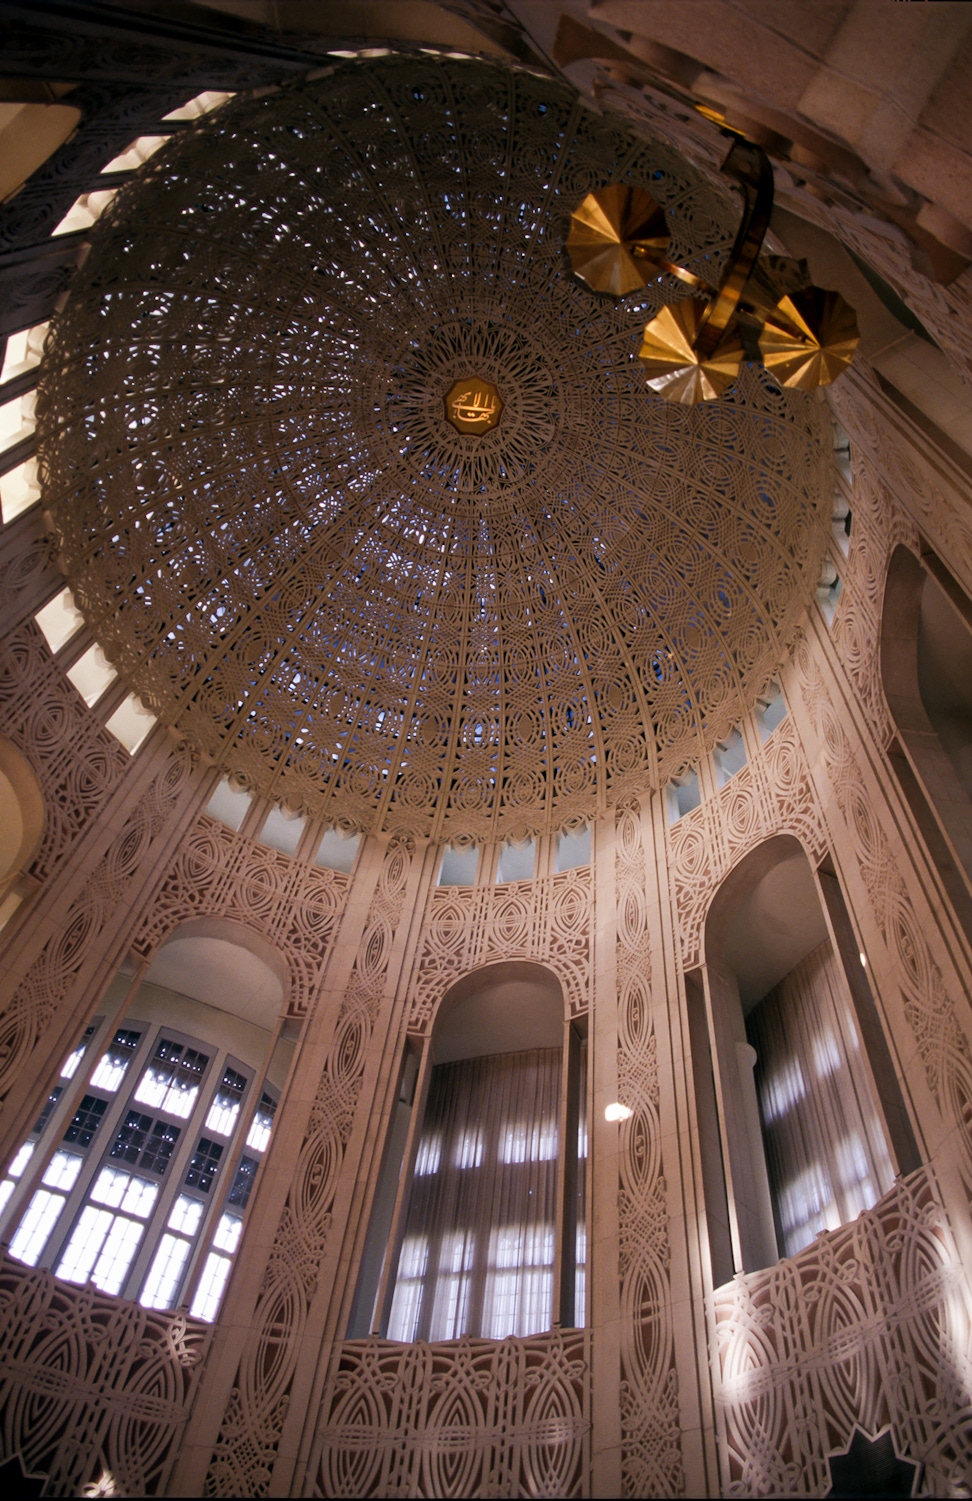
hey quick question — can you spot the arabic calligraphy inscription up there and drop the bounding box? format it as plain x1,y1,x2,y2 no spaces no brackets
444,377,503,434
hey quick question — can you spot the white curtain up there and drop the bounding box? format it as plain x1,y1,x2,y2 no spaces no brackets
748,941,896,1258
387,1048,561,1342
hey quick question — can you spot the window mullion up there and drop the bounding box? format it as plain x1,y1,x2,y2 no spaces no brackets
120,1043,227,1301
374,1040,434,1338
176,1062,254,1315
39,1024,156,1272
0,1015,109,1242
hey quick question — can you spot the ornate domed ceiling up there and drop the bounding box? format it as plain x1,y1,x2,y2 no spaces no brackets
38,56,831,843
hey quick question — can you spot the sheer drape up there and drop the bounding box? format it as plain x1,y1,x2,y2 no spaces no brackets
748,941,895,1258
388,1048,561,1342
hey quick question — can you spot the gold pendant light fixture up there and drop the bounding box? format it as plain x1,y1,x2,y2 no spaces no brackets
757,287,861,390
567,137,859,405
636,301,744,404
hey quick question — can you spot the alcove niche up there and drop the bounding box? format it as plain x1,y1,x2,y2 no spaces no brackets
350,961,587,1341
882,542,972,944
0,732,45,933
689,836,918,1285
0,918,295,1322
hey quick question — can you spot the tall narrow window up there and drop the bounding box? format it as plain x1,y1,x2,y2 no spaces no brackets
0,927,292,1322
388,1049,560,1341
373,963,586,1343
747,942,895,1257
882,544,972,943
698,837,911,1277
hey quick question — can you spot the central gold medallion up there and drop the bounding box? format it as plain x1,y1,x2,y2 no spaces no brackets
444,377,503,435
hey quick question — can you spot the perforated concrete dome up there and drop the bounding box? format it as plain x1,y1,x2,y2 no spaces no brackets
38,56,832,842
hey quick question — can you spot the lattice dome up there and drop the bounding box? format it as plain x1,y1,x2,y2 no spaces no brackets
37,56,832,842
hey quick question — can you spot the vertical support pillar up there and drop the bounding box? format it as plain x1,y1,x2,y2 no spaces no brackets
590,812,621,1498
0,729,209,1164
643,795,722,1498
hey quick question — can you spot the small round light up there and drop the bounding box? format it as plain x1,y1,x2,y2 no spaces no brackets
859,952,867,969
604,1102,633,1122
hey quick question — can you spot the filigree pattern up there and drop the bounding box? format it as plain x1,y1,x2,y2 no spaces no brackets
666,714,826,968
0,1252,212,1497
0,742,194,1118
408,867,592,1032
0,622,129,888
0,513,59,641
315,1331,588,1499
206,838,413,1498
831,368,972,608
795,642,972,1191
38,55,831,843
713,1168,972,1495
131,814,348,1015
615,805,683,1496
823,397,916,748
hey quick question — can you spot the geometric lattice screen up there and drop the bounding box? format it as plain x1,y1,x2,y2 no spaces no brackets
38,56,831,842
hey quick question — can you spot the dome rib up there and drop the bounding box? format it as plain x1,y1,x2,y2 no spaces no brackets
38,55,832,841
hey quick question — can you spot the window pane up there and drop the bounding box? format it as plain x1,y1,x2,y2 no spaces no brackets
134,1039,208,1118
437,845,478,886
8,1142,35,1178
555,825,590,871
389,1049,561,1342
204,777,250,830
109,1111,180,1175
259,805,304,855
226,1154,258,1209
90,1166,158,1219
89,1028,141,1092
140,1231,192,1310
245,1092,277,1153
33,1086,62,1136
205,1067,247,1136
61,1023,98,1081
168,1193,204,1236
56,1205,113,1283
41,1150,83,1191
34,586,85,655
212,1211,243,1255
313,826,360,872
184,1137,223,1194
91,1214,146,1295
9,1189,69,1266
62,1094,108,1149
65,642,117,707
104,693,156,754
190,1251,232,1321
497,840,534,883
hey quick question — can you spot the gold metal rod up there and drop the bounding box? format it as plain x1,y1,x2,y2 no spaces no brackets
629,245,714,294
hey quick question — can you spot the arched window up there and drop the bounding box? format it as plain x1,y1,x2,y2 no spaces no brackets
882,543,972,941
0,733,45,934
0,923,294,1321
692,838,916,1279
352,963,587,1341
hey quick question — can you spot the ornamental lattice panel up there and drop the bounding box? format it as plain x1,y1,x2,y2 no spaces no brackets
37,55,831,844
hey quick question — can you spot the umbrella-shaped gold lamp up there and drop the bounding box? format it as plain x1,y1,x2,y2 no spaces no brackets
638,300,744,404
758,287,860,390
566,136,860,406
567,184,673,296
